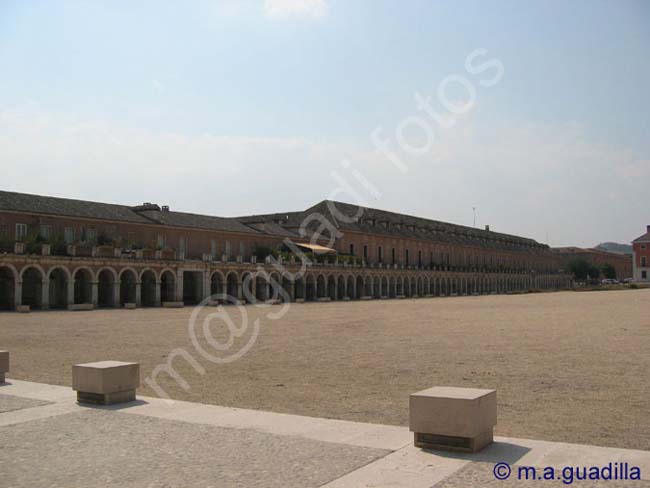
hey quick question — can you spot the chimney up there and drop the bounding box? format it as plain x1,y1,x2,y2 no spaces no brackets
485,225,490,232
162,205,170,212
647,225,650,233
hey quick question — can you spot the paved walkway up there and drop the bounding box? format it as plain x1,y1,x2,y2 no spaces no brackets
1,379,649,487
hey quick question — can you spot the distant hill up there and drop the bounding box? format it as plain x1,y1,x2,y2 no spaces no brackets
595,242,633,255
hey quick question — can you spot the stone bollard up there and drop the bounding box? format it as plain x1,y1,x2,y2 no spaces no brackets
17,305,30,313
162,301,184,308
0,351,9,383
410,386,496,453
72,361,140,405
124,303,137,310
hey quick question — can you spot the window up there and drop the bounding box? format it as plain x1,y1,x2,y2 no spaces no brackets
87,228,97,243
15,223,28,241
405,249,410,265
239,241,245,257
225,240,231,258
642,270,647,279
642,244,647,250
349,243,355,256
64,227,75,244
363,245,368,259
378,246,383,263
418,250,422,266
211,239,217,258
157,234,166,248
643,256,647,267
39,224,51,240
391,248,396,264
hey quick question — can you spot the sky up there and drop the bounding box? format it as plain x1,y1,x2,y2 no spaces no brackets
0,0,648,247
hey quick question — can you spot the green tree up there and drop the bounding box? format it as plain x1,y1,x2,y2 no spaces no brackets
567,259,591,281
602,263,617,280
587,265,600,281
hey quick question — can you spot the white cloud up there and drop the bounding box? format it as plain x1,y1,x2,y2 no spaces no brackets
152,80,164,94
264,0,328,19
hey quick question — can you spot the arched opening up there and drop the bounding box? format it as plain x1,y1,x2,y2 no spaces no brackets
404,277,412,297
355,275,364,299
417,277,424,296
346,275,354,300
295,275,305,300
337,275,345,300
396,277,404,296
389,277,396,298
160,270,176,303
210,272,224,300
120,270,137,305
268,273,282,301
73,268,93,305
0,266,15,310
306,274,316,301
364,276,372,297
183,271,203,305
280,275,293,302
226,272,239,301
241,272,255,303
316,275,326,298
97,269,116,308
382,277,389,297
254,273,268,303
373,277,380,298
141,270,157,307
21,267,43,309
48,268,68,309
327,275,336,300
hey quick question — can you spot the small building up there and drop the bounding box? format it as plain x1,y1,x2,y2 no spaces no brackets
632,225,650,283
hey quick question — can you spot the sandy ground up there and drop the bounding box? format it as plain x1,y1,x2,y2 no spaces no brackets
2,289,649,450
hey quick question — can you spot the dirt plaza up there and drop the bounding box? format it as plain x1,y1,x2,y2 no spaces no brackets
2,289,649,450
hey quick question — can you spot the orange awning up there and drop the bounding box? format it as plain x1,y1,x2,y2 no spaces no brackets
295,242,337,255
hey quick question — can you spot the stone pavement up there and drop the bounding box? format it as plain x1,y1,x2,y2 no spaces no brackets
1,379,650,487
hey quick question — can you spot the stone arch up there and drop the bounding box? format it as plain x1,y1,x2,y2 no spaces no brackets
364,276,372,297
268,272,282,301
97,268,117,308
21,266,44,309
372,276,381,298
396,276,404,296
47,267,70,309
295,274,305,300
141,269,157,307
73,267,93,305
160,269,176,303
120,268,137,305
0,265,17,310
381,276,389,297
389,276,396,298
404,276,412,297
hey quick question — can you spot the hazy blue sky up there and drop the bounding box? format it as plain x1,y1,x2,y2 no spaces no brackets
1,0,648,246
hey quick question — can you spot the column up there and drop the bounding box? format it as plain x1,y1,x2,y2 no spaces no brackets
289,281,295,302
14,280,22,309
237,281,243,301
135,282,142,307
175,270,184,302
91,281,98,307
41,278,49,310
154,281,162,307
66,279,75,306
112,282,120,307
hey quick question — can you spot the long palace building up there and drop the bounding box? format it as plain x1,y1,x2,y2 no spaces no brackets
0,190,570,310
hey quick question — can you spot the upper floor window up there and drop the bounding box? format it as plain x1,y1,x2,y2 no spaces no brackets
642,244,647,250
349,243,355,256
418,250,422,266
239,241,245,257
405,249,410,265
225,240,231,257
363,245,368,259
179,237,187,259
15,223,28,241
643,256,647,267
378,246,383,263
211,239,217,258
87,228,97,244
157,234,166,248
64,227,75,244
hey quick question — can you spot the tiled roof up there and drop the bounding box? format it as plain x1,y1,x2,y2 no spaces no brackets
0,190,152,224
136,209,261,234
633,231,650,243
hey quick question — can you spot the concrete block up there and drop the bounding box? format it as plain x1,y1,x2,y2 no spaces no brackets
410,386,496,453
162,301,184,308
0,350,8,383
16,305,30,313
360,296,373,300
295,298,305,303
317,297,331,302
396,295,406,299
67,303,94,311
72,360,140,405
123,303,137,310
342,296,350,301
